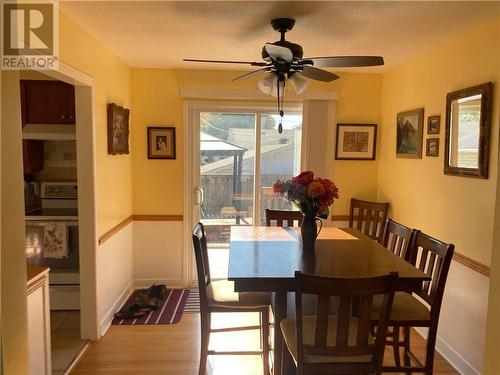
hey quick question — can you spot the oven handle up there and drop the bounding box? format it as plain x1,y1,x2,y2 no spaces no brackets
26,221,78,227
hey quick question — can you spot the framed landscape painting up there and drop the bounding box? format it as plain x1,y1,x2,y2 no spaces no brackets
147,126,176,159
335,123,377,160
396,108,424,159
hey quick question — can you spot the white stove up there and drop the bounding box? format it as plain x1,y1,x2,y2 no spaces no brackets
25,182,80,310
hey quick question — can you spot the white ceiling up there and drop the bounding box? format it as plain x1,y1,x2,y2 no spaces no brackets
60,1,500,72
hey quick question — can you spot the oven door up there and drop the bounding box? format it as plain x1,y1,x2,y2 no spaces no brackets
26,221,79,269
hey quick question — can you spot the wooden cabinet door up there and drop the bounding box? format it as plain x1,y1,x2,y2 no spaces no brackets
23,140,44,174
21,80,75,125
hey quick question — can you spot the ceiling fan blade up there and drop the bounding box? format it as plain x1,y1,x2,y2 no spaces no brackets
183,59,268,67
265,43,293,62
301,66,339,82
302,56,384,68
233,68,270,81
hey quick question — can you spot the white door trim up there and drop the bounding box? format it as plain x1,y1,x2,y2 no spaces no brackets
183,100,302,286
43,63,99,340
180,87,339,101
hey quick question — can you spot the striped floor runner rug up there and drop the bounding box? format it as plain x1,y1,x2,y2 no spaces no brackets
184,289,200,313
112,288,190,325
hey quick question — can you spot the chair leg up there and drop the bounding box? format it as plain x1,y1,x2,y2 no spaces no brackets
392,326,401,367
199,312,211,375
425,324,438,375
402,327,412,375
261,308,270,375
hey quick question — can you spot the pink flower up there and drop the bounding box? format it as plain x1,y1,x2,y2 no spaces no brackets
292,171,314,185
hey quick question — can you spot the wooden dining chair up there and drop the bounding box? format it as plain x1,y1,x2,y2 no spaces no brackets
281,271,399,375
349,198,390,243
381,219,416,262
192,223,271,375
371,231,455,374
265,208,303,227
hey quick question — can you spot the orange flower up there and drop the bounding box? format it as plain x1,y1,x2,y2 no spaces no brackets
307,181,325,198
272,180,283,194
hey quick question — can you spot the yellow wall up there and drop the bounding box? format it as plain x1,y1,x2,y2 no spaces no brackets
131,69,381,216
378,17,499,266
59,11,133,236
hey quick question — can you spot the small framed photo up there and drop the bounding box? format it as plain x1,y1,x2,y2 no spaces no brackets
426,138,439,157
335,123,377,160
147,127,176,159
396,108,424,159
107,103,130,155
427,115,441,134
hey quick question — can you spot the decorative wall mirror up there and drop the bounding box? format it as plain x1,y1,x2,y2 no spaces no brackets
444,82,492,178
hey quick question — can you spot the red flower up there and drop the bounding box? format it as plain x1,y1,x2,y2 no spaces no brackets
272,180,283,194
292,171,314,185
316,178,339,199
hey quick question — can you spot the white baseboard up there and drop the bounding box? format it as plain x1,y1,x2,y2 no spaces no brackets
414,328,480,375
99,281,134,337
134,278,184,289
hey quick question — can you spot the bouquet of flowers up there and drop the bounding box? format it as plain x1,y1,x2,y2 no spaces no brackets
272,171,339,219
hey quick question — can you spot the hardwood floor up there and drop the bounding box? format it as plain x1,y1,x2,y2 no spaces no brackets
72,312,458,374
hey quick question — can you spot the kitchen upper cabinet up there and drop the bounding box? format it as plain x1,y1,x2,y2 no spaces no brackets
23,140,44,174
20,80,76,126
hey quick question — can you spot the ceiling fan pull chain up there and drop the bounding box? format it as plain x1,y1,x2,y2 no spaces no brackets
277,76,285,134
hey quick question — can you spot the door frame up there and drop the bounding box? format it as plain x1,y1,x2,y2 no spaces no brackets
182,100,303,287
42,63,99,340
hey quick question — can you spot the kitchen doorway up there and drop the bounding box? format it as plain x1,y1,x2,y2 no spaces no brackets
20,63,99,373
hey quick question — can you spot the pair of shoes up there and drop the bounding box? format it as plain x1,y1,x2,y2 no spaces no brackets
137,294,160,310
139,284,167,300
136,284,167,310
114,303,147,319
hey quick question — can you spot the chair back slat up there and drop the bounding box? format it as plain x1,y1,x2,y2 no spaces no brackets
411,232,454,307
294,271,398,373
265,209,303,227
335,296,352,348
314,295,330,347
381,219,415,262
356,295,373,347
192,223,211,312
349,198,390,242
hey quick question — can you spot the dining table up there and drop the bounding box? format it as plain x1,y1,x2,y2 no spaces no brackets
227,225,430,375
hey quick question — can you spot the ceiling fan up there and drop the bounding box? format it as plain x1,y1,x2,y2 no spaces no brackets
184,18,384,133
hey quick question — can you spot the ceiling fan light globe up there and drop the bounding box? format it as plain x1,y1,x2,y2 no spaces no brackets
289,73,310,95
258,75,276,96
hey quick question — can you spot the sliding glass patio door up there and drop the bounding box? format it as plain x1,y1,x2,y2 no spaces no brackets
191,103,302,278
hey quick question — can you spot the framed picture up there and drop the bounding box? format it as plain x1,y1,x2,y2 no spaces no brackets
426,138,439,157
335,123,377,160
427,115,441,134
396,108,424,159
107,103,130,155
147,126,176,159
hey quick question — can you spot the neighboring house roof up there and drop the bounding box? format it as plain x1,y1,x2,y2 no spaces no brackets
227,128,298,150
200,132,246,153
201,143,296,175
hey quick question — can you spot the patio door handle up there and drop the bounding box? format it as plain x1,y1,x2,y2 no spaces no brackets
194,187,204,206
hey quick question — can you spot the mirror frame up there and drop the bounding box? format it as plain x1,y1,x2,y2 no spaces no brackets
444,82,492,178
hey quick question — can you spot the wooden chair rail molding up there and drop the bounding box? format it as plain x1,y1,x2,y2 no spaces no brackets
98,215,183,245
97,214,491,277
453,252,490,277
